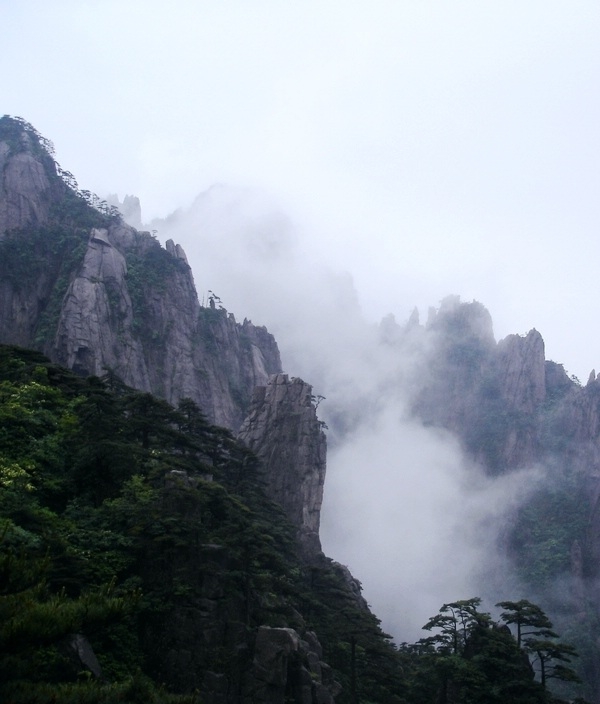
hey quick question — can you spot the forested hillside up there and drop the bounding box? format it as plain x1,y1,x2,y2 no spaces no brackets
0,345,405,703
0,345,592,703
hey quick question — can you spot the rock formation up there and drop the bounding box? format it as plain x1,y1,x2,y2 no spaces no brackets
408,297,587,471
106,192,143,229
248,627,340,704
238,374,327,557
0,125,63,236
0,117,281,430
9,116,600,699
495,329,546,414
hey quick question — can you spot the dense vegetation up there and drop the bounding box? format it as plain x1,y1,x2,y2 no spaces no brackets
0,345,589,703
0,345,404,702
398,597,585,704
0,115,122,351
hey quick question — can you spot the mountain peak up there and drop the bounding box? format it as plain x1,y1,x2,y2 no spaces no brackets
0,115,63,236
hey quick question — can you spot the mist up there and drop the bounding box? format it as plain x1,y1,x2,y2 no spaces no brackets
321,407,544,642
149,187,545,643
4,2,599,383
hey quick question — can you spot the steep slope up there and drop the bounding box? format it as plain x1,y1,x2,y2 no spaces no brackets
403,296,595,474
238,374,327,557
0,116,280,430
5,116,600,701
0,344,402,704
0,116,405,703
0,118,65,234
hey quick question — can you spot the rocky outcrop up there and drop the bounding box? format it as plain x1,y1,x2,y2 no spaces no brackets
238,375,327,556
495,329,546,414
410,298,589,471
0,128,61,237
53,227,149,383
49,223,282,429
67,634,103,680
106,193,143,229
0,118,282,429
426,295,495,346
414,298,498,449
247,627,340,704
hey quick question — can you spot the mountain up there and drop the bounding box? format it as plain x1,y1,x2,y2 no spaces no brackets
0,115,404,704
0,117,280,432
0,344,400,703
2,115,600,702
383,296,600,697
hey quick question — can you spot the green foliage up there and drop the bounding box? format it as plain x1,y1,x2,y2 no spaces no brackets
125,239,189,343
406,597,582,704
0,344,405,701
9,343,587,703
0,115,56,159
509,477,588,590
2,672,201,704
496,599,556,648
421,598,490,655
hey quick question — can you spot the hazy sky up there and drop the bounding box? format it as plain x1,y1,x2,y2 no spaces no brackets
3,1,600,640
3,0,600,379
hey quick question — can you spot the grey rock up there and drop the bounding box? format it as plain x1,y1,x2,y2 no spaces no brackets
69,633,103,679
106,193,143,229
238,374,327,555
0,132,57,237
0,122,282,429
496,329,546,414
248,627,339,704
53,227,150,383
0,183,281,431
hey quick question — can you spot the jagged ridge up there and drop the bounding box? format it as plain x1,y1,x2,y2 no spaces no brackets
0,115,281,431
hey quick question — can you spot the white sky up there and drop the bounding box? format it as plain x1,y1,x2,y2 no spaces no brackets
4,1,600,641
3,1,600,378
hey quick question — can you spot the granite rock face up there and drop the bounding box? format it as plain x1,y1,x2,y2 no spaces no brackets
0,121,281,430
238,374,327,556
60,225,282,429
0,130,61,237
495,329,546,414
52,226,150,385
411,298,569,470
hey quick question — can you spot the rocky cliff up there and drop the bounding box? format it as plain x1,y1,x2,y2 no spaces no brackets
405,296,593,473
0,120,65,236
0,117,372,703
238,374,327,557
0,116,281,430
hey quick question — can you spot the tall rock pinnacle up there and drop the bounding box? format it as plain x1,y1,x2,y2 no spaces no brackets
238,374,327,556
